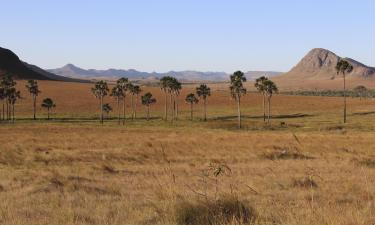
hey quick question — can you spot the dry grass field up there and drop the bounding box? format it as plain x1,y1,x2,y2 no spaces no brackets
2,81,375,225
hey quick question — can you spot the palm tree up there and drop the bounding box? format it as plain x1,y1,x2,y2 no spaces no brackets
185,93,199,121
160,76,173,120
102,103,112,119
25,80,41,120
335,59,353,123
254,76,268,122
128,84,141,119
141,92,157,120
171,79,182,120
1,75,17,121
41,98,56,120
264,80,278,123
110,84,124,124
0,87,5,121
1,75,16,121
229,71,247,129
117,77,129,124
91,80,109,124
196,84,211,121
7,87,21,122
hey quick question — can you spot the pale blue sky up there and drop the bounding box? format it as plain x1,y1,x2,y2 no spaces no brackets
0,0,374,72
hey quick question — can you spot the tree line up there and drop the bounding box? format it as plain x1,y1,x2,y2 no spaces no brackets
0,59,355,126
0,74,56,122
90,71,278,129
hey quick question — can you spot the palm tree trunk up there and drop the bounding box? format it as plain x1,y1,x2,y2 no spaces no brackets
147,105,150,121
268,97,271,123
237,95,241,129
343,73,347,123
204,98,207,121
117,97,120,124
6,101,9,121
190,103,193,121
2,101,4,121
170,94,174,121
131,94,134,120
134,96,138,119
263,94,266,122
33,95,36,120
164,91,168,120
175,96,179,120
122,96,126,125
100,95,103,124
12,103,15,123
47,108,50,120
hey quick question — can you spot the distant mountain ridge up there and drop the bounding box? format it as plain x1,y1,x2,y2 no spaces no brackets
280,48,375,80
48,64,282,81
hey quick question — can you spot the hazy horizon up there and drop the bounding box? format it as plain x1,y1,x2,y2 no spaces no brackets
1,0,374,73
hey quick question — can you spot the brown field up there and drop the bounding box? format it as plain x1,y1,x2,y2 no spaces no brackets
1,81,375,225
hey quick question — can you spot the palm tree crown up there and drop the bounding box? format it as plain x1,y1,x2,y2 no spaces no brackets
264,80,278,97
185,93,199,104
25,80,41,96
91,80,109,98
196,84,211,99
229,71,247,99
41,98,56,109
254,76,268,93
141,92,157,106
335,59,354,75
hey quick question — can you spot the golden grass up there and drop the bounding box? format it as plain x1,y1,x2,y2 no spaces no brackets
1,81,375,224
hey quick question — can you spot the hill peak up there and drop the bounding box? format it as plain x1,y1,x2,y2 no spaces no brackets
281,48,375,80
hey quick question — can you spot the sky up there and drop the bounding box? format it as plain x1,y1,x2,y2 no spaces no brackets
0,0,374,73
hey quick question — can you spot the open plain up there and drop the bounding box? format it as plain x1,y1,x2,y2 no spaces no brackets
1,81,375,225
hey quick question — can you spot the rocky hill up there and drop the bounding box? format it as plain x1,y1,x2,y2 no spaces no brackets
281,48,375,80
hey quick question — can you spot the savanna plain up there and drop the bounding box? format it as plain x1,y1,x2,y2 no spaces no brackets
1,81,375,225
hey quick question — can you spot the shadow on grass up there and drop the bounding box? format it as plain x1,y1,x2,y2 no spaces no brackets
352,111,375,116
4,116,162,124
211,113,313,121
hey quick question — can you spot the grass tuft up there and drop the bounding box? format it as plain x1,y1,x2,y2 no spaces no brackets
292,177,318,189
175,196,256,225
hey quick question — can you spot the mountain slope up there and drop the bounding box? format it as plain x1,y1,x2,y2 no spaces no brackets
0,47,50,80
281,48,375,80
0,47,87,82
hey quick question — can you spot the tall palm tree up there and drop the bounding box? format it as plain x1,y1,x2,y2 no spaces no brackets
91,80,109,124
171,79,182,120
229,71,247,129
254,76,268,122
1,75,16,121
160,76,173,120
7,87,21,122
264,80,278,123
117,77,129,124
25,80,41,120
0,87,5,121
110,84,124,124
185,93,199,121
336,59,353,123
141,92,157,120
128,84,141,119
196,84,211,121
41,98,56,120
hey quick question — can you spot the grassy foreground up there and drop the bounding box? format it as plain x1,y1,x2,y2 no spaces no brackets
1,121,375,225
